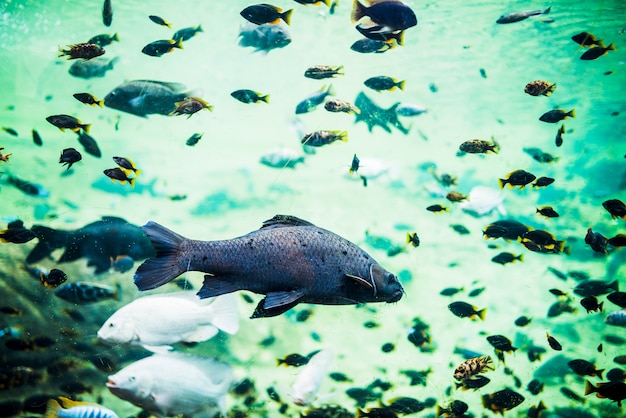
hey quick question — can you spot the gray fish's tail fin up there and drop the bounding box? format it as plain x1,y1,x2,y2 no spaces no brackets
134,221,186,291
26,225,70,264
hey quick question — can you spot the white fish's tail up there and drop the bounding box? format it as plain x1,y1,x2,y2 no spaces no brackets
208,293,240,335
134,221,186,290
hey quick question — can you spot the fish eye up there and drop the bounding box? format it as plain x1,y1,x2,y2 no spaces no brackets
388,273,395,282
129,376,136,382
109,322,115,327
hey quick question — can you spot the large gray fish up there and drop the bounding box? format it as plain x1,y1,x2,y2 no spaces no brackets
496,7,550,24
134,215,404,318
69,57,118,79
104,80,191,117
26,216,154,274
238,21,292,54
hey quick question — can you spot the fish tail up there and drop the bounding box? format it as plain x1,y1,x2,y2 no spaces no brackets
397,80,406,91
175,38,184,49
477,308,487,321
567,109,576,119
336,65,345,75
542,6,551,15
208,293,240,335
81,123,91,134
196,25,204,33
607,42,616,51
394,30,405,46
517,254,524,262
281,9,294,25
598,301,604,313
338,130,348,142
596,369,605,380
323,0,331,7
260,94,269,104
97,100,104,108
44,398,62,418
498,178,507,189
584,380,596,396
326,83,335,97
134,169,143,177
351,0,366,23
134,221,187,290
112,33,120,42
26,225,70,264
406,233,412,244
128,177,136,188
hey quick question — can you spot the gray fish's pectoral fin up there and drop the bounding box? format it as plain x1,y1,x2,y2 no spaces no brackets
251,292,303,318
197,275,240,299
261,214,315,229
345,273,373,289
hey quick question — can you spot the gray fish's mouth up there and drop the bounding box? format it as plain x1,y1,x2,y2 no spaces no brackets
387,289,404,303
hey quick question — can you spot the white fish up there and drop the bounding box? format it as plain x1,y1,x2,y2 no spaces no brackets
260,147,305,169
395,103,427,117
97,292,239,352
459,185,506,217
46,396,119,418
107,353,232,416
291,349,333,406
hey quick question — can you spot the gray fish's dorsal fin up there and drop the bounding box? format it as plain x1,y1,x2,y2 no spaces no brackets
345,273,373,289
133,80,188,92
100,216,128,224
260,214,315,229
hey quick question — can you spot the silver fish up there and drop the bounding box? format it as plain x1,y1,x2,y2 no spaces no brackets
69,57,118,79
238,21,292,54
104,80,191,117
134,215,404,318
496,7,550,24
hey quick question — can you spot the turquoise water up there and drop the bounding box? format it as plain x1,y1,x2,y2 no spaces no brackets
0,0,625,416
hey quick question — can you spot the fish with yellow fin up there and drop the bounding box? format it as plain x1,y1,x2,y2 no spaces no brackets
46,396,119,418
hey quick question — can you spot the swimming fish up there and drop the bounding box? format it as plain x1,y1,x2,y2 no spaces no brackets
555,124,565,147
539,109,575,123
304,65,344,80
241,4,293,25
481,388,525,415
571,32,604,47
231,89,269,104
87,33,119,47
45,396,118,418
112,156,141,176
454,356,494,381
351,0,417,31
107,353,233,416
291,349,333,406
277,350,320,367
58,43,105,60
498,169,536,189
104,80,192,117
448,301,486,320
584,380,626,406
186,132,203,146
350,38,395,53
324,98,360,114
46,115,91,133
537,206,559,218
602,199,625,220
26,216,154,274
295,84,334,114
104,167,135,186
301,130,348,147
496,7,550,24
580,43,616,60
524,80,556,96
141,38,184,57
0,147,11,163
134,214,404,318
173,25,203,42
76,131,102,158
69,56,118,79
59,148,82,170
98,292,239,352
354,92,409,134
459,138,498,154
364,76,405,92
491,252,523,265
32,129,43,146
1,173,49,197
73,92,103,107
54,282,119,304
238,21,292,53
0,220,36,244
149,15,171,28
170,96,213,118
102,0,112,26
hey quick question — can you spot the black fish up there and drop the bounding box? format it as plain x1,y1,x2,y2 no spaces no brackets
496,7,550,24
76,131,102,158
32,129,43,146
59,148,82,170
26,216,154,274
134,214,404,318
580,43,616,60
104,80,191,117
351,0,417,31
88,33,119,47
2,174,49,197
0,220,36,244
354,92,409,134
102,0,113,26
173,25,203,42
141,39,183,57
55,282,118,304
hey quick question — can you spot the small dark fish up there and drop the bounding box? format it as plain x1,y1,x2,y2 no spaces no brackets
304,65,344,80
606,368,626,382
0,306,21,316
351,0,417,31
134,215,404,318
527,379,544,395
483,220,530,241
173,25,203,42
170,96,213,118
448,301,486,320
533,176,555,188
46,115,90,133
555,124,565,147
69,56,118,79
547,266,568,280
585,228,609,254
3,174,49,197
241,4,293,25
426,204,448,213
59,148,82,170
325,98,359,114
295,84,334,114
569,359,604,378
455,375,490,391
560,387,585,403
491,252,523,265
496,7,550,24
301,130,347,147
349,154,360,174
32,129,43,146
602,199,626,220
580,295,604,313
231,89,269,104
605,310,626,327
2,126,18,136
572,32,604,47
102,0,113,26
103,167,135,186
585,380,626,406
549,288,568,297
446,191,467,202
537,206,559,218
406,233,419,248
514,315,532,327
539,109,575,123
73,92,103,107
481,388,525,415
499,169,536,189
40,268,67,287
580,43,616,60
468,287,485,297
459,138,498,154
440,287,463,296
141,38,183,57
523,147,559,163
277,350,319,367
88,33,119,47
149,15,171,28
186,132,203,146
346,387,383,408
76,131,102,158
450,224,470,235
113,156,141,176
357,406,398,417
329,372,352,382
294,0,330,5
364,76,405,92
54,282,119,304
547,300,577,317
608,234,626,247
0,220,36,243
524,80,556,96
350,37,395,53
547,332,563,351
487,335,517,353
58,43,105,60
454,356,494,381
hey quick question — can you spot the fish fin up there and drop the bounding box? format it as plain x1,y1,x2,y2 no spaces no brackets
185,325,219,342
133,80,188,93
27,225,69,264
261,214,315,229
175,38,184,49
45,398,62,418
477,308,487,321
398,80,406,91
345,273,373,289
584,380,595,396
143,344,173,353
197,275,240,299
260,94,269,104
568,109,576,118
498,178,506,189
281,9,293,25
133,222,187,290
207,293,240,334
129,95,146,109
263,290,305,310
542,6,551,15
251,295,301,318
351,0,366,23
